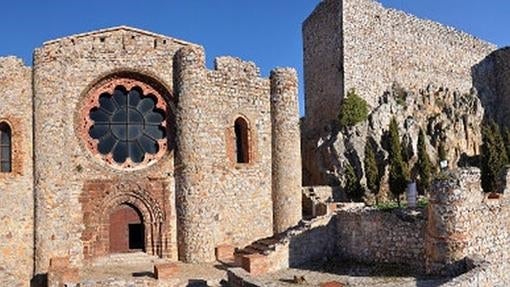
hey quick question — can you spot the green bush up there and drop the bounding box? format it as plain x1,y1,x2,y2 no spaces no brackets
339,89,369,128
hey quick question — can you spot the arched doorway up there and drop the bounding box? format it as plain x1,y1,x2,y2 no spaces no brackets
109,204,145,253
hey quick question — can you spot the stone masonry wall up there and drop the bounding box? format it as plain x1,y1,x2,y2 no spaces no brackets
0,57,34,284
303,0,496,134
335,206,426,271
426,168,510,283
174,47,275,262
33,27,190,274
270,68,302,234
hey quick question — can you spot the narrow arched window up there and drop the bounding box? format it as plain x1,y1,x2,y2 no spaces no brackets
234,117,250,163
0,123,12,173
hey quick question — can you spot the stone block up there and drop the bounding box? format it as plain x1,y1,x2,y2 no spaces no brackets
241,253,269,275
215,244,235,262
154,262,179,280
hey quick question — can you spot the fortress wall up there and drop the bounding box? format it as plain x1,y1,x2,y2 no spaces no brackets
0,57,34,284
303,0,496,133
174,51,275,262
343,0,496,109
207,56,274,249
426,168,510,282
335,206,426,271
33,28,188,273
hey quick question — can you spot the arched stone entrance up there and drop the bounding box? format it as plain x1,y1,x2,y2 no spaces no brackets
81,180,172,260
109,204,145,253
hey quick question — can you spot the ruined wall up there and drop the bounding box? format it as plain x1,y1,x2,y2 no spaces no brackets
174,47,274,262
426,168,510,283
33,27,188,274
0,57,34,284
335,206,426,271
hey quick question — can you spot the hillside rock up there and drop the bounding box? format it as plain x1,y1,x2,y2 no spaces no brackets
303,83,484,199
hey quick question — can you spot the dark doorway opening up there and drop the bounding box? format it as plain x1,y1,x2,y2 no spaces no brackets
109,204,145,253
129,223,145,250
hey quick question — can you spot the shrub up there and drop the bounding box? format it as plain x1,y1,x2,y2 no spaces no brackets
339,89,369,128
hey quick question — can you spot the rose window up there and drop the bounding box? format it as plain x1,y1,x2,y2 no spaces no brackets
85,83,168,166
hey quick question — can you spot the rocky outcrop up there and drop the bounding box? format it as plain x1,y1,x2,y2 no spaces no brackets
302,83,484,198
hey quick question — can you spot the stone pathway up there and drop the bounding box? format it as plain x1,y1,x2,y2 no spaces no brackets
78,253,227,286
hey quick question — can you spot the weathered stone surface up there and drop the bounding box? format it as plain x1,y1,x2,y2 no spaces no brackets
304,84,484,194
0,56,34,285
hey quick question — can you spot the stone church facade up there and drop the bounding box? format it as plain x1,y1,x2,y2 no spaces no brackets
0,26,302,283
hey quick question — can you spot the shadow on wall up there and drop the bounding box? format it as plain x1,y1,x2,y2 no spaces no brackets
472,47,510,126
287,218,337,267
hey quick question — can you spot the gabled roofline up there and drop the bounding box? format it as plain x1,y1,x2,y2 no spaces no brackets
42,25,199,47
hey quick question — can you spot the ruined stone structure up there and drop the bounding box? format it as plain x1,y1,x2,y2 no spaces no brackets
0,26,302,285
2,0,510,286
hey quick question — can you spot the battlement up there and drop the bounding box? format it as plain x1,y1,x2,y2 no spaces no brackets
214,56,260,78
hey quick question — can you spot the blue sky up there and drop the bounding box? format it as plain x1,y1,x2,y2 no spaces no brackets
0,1,508,115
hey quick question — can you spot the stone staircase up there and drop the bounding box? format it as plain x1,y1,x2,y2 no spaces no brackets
233,215,336,275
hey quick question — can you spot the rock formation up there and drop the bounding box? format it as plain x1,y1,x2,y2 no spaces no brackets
303,83,484,200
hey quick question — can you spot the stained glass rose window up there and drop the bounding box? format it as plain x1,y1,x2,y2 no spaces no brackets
88,86,166,164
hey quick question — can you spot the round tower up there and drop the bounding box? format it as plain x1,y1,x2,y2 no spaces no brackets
173,46,216,262
270,68,302,234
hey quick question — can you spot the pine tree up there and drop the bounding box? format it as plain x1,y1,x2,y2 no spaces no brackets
481,121,509,193
344,162,363,202
364,140,380,199
388,117,410,206
417,128,433,194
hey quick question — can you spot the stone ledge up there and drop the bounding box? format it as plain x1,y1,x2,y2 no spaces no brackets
154,262,179,280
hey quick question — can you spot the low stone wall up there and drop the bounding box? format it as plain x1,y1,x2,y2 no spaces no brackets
335,206,426,271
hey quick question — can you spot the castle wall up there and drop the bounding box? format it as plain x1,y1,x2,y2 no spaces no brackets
335,206,426,271
33,28,189,274
0,57,34,284
472,47,510,128
174,48,274,262
302,0,496,133
302,0,344,132
426,168,510,282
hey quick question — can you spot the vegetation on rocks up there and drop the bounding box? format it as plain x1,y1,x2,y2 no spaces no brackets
338,89,369,128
